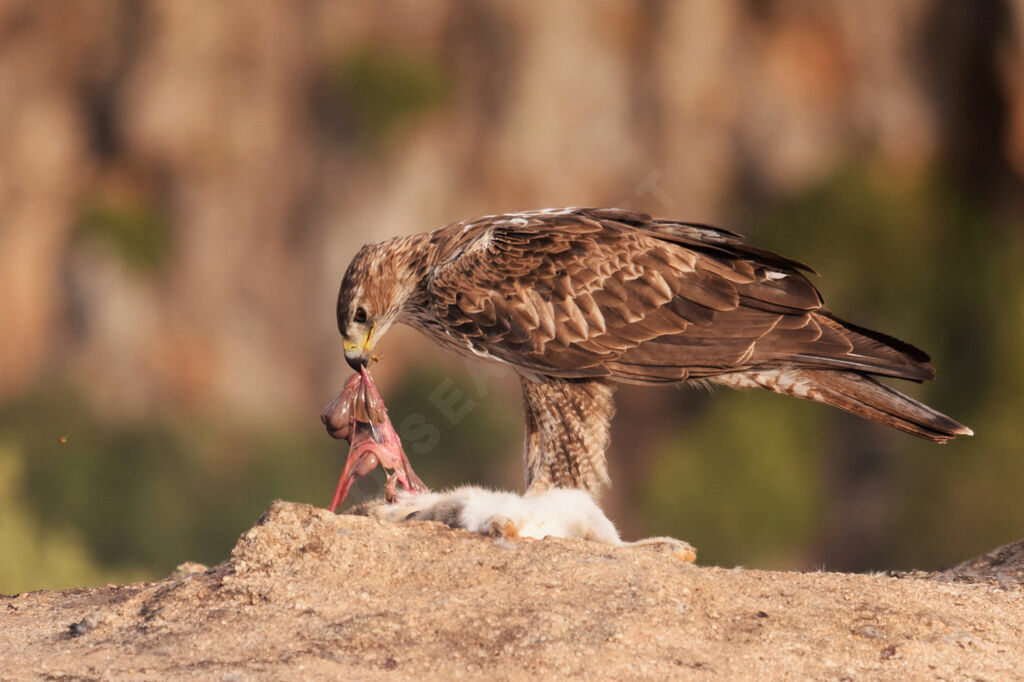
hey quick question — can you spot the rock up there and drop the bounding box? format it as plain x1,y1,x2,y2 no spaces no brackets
2,501,1022,679
939,538,1024,588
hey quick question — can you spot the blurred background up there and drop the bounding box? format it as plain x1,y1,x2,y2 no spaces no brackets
2,0,1023,594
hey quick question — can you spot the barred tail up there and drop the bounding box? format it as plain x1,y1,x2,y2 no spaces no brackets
715,368,973,443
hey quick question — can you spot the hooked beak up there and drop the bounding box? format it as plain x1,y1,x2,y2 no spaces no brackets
343,327,374,371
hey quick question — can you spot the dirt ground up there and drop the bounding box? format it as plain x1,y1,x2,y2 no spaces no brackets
2,501,1023,681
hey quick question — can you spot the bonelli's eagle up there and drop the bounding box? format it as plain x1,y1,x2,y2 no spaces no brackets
336,207,971,497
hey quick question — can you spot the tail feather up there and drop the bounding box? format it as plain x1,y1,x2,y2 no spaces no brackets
799,369,972,443
715,368,973,443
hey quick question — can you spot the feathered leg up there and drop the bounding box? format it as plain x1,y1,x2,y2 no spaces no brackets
519,377,616,495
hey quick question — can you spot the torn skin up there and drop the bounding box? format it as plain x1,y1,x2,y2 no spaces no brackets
320,367,426,512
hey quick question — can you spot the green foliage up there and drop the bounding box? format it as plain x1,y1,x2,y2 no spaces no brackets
325,47,449,144
0,447,144,594
638,391,825,568
78,191,171,271
0,387,341,593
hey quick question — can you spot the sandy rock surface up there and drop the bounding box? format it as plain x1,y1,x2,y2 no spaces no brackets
3,501,1023,681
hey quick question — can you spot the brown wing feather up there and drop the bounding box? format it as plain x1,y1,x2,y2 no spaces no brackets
426,208,933,384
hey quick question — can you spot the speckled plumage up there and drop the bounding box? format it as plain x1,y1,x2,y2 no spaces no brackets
336,207,971,495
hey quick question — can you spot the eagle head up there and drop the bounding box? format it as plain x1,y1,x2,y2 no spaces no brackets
336,236,426,371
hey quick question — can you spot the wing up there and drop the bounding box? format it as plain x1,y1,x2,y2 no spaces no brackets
425,208,933,384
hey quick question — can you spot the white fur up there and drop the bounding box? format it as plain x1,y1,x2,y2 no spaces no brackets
383,486,621,544
464,487,620,543
362,486,697,560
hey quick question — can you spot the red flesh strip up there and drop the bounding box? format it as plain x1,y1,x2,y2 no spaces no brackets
320,367,426,511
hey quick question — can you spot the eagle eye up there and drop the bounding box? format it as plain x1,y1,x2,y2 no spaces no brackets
353,307,368,324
